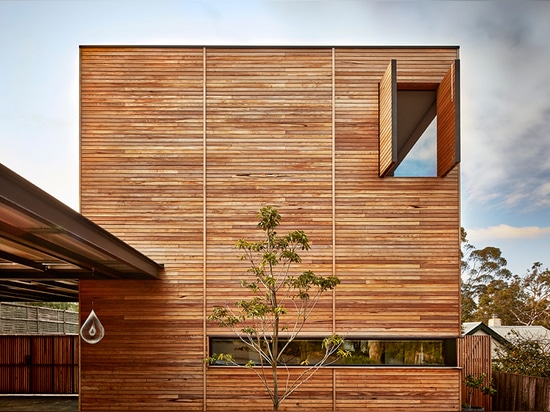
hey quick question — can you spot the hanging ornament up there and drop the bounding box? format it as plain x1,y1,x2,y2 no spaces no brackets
80,309,105,344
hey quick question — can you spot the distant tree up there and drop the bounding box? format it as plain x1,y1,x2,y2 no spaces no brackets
509,262,550,328
461,229,550,328
16,302,79,311
460,227,474,268
460,229,477,321
494,330,550,378
474,278,522,325
206,206,349,411
464,246,512,294
461,229,512,322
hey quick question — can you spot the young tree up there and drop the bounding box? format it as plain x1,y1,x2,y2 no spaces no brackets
206,206,348,411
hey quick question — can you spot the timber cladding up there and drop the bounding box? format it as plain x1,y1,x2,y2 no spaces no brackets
79,46,461,411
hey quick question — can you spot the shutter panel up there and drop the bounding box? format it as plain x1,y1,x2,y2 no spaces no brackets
437,59,460,177
379,60,397,177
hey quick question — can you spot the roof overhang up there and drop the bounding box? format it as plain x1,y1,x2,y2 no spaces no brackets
0,163,163,302
462,322,509,345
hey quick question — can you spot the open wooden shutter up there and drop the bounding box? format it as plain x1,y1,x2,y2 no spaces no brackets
379,60,397,177
437,59,460,177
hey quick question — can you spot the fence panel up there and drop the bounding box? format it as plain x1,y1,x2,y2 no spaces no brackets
0,303,78,335
458,335,493,410
493,371,550,411
0,335,79,394
0,336,30,393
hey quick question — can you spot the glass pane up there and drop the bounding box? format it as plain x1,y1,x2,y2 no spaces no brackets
210,338,447,366
337,340,444,365
394,117,437,177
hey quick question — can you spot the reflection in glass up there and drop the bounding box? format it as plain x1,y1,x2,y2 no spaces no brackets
210,338,451,366
339,339,444,365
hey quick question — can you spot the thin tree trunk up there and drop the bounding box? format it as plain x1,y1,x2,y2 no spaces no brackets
272,292,280,411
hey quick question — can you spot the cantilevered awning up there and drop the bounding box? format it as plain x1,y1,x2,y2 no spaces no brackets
0,163,163,302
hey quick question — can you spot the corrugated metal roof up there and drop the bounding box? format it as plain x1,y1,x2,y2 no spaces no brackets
490,325,550,342
462,321,550,344
462,321,508,344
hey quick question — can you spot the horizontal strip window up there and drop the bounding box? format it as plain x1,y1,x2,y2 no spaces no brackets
210,338,456,367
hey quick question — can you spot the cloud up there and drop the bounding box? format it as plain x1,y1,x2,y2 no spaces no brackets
460,3,550,215
468,224,550,242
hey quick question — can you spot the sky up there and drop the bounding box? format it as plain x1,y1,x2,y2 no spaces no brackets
0,0,549,277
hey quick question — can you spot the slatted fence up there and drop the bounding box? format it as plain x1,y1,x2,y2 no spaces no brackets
0,303,78,335
0,335,79,394
493,371,550,412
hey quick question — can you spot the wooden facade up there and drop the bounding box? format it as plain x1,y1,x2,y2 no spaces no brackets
79,46,461,411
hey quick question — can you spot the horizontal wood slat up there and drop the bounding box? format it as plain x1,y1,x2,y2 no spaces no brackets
335,368,460,411
80,46,460,411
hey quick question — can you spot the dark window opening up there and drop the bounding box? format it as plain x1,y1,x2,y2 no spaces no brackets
379,59,460,178
209,337,456,367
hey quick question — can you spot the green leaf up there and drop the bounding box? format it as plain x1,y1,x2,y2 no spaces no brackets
257,206,281,231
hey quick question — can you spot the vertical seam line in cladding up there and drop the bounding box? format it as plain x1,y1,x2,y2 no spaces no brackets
202,46,208,411
332,47,336,336
331,41,336,399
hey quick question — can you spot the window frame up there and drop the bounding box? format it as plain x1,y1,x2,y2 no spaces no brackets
378,59,460,178
208,336,457,367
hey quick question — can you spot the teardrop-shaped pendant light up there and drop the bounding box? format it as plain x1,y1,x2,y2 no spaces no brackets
80,309,105,344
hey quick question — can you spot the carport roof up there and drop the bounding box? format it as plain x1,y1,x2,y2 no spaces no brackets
0,163,163,302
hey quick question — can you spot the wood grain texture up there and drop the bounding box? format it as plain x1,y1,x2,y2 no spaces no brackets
437,59,460,176
0,336,79,394
493,371,550,412
378,60,396,177
458,335,493,410
80,46,461,411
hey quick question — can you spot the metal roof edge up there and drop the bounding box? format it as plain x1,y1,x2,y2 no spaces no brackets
79,44,460,50
0,163,163,279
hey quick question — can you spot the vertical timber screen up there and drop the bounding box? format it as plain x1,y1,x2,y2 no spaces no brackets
458,335,492,411
0,335,79,394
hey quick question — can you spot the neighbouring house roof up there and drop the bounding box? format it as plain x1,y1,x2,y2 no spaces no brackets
462,321,508,345
0,163,163,302
490,325,550,342
463,321,550,345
